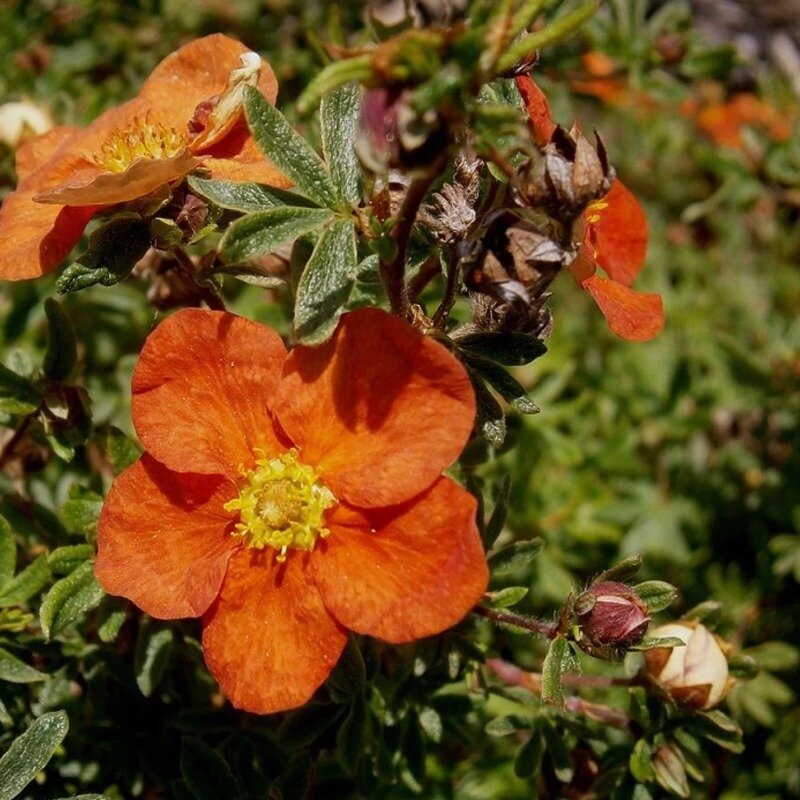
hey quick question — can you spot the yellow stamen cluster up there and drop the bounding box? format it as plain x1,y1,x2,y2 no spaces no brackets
92,117,186,172
586,199,609,225
224,449,336,562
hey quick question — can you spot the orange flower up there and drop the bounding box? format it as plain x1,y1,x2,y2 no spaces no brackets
95,308,488,714
0,34,288,281
693,92,792,150
516,75,664,342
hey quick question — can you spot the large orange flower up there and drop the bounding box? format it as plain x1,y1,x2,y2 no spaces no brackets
95,308,488,714
0,34,288,281
516,75,664,342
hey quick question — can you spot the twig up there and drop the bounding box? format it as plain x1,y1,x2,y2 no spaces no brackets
380,155,447,318
172,248,226,311
0,410,37,471
473,604,559,638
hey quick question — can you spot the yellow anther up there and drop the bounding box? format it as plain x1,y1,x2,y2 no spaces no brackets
224,449,336,560
91,116,186,173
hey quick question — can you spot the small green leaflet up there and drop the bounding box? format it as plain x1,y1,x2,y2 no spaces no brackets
321,82,361,206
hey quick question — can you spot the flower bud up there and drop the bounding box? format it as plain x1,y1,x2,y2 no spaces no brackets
575,580,650,647
0,100,52,148
644,621,731,709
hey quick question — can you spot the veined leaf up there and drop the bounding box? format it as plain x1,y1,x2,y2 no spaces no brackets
220,207,332,264
0,555,50,609
0,515,15,587
188,176,318,212
0,648,47,683
294,218,358,344
244,86,340,209
321,82,361,205
40,560,104,640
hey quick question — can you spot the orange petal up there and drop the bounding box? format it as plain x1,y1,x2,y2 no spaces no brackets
0,188,99,280
132,309,287,479
34,151,202,206
584,179,648,286
139,34,278,141
95,455,237,619
15,126,79,181
583,275,664,342
276,308,476,508
313,477,487,643
202,548,347,714
515,75,557,147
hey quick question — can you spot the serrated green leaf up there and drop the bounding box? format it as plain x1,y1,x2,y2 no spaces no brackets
0,710,69,800
321,82,361,205
457,332,547,367
134,621,174,697
632,580,677,613
0,555,50,608
40,560,104,640
541,635,569,705
220,206,332,264
244,86,340,209
47,544,94,575
336,692,369,776
466,356,539,413
486,586,529,609
56,215,151,294
0,648,47,683
180,737,239,800
488,539,544,578
294,218,358,344
0,515,16,587
42,299,78,382
188,176,318,212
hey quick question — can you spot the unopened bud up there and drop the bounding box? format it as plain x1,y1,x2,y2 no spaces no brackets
576,581,650,647
645,622,732,709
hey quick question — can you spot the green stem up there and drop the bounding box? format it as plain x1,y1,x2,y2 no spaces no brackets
473,604,559,638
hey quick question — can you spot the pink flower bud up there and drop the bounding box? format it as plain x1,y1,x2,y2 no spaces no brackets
576,581,650,647
645,621,731,709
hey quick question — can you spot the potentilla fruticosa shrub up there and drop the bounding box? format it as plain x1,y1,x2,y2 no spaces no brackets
0,2,767,798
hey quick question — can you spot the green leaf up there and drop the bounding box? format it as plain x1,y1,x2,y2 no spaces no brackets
56,215,151,294
466,356,539,414
244,86,340,209
0,710,69,800
0,555,50,608
321,82,361,205
0,515,16,587
220,206,332,264
488,539,544,579
514,729,543,778
485,714,535,737
541,635,569,706
457,332,547,366
745,641,800,672
336,692,369,776
418,706,443,743
469,370,506,448
0,648,47,683
97,603,127,644
327,635,366,696
632,580,677,613
727,654,759,680
278,702,346,750
653,743,690,798
0,363,38,415
597,554,643,583
60,485,103,538
483,476,511,548
188,176,318,212
134,621,174,697
294,218,358,344
99,425,142,474
629,738,655,782
47,544,94,576
180,737,240,800
540,718,574,782
681,600,722,626
486,586,529,609
42,299,78,382
630,635,686,651
40,560,104,640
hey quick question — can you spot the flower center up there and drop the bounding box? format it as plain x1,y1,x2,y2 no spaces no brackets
92,117,186,172
224,449,336,561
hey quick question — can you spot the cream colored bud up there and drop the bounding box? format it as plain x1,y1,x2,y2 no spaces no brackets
0,101,52,148
645,621,731,709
